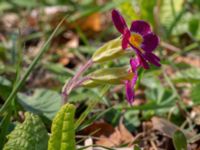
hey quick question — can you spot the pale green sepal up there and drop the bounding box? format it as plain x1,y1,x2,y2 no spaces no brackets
82,79,100,88
88,66,133,85
92,38,126,63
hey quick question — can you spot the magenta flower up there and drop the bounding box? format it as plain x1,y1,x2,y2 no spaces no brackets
112,9,160,69
125,58,139,105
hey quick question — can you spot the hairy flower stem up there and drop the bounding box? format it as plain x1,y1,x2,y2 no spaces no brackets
62,59,93,104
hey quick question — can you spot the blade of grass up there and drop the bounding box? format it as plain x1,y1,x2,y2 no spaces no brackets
75,85,110,130
11,29,24,115
0,17,66,115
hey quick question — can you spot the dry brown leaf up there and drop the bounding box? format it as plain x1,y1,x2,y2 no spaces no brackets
80,122,115,137
152,117,195,139
96,122,134,147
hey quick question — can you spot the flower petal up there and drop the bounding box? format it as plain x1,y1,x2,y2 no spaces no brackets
122,29,131,49
125,71,138,105
128,42,149,69
130,57,139,72
130,20,151,36
141,33,159,52
137,52,149,69
144,52,161,67
112,9,128,34
125,80,134,105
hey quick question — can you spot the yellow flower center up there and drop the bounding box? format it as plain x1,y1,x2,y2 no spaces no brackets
129,33,143,48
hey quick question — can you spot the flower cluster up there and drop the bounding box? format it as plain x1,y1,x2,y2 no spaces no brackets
111,9,160,105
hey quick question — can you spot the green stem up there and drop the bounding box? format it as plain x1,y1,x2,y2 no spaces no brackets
0,17,66,115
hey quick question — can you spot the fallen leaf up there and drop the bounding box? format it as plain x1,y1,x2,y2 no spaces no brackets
80,121,115,137
96,122,134,147
152,117,195,139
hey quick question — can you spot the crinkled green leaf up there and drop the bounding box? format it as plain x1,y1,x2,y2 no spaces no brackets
3,112,48,150
17,89,62,120
173,130,187,150
48,103,76,150
92,38,127,63
88,66,133,85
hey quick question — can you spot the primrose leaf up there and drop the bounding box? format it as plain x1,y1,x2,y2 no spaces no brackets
172,130,187,150
17,88,62,120
88,66,133,85
3,112,48,150
92,38,128,63
48,103,76,150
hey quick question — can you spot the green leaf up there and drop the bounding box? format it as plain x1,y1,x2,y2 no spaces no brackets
134,145,141,150
124,110,140,131
191,84,200,104
3,112,48,150
139,0,157,24
0,76,12,100
172,67,200,83
143,74,176,107
160,0,184,36
48,103,76,150
118,1,139,22
189,18,199,36
17,89,62,120
172,130,187,150
92,38,128,63
0,112,11,149
0,2,12,11
11,0,37,7
88,66,133,85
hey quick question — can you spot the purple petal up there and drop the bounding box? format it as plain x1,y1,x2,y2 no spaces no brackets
130,58,139,72
125,72,138,105
144,52,161,67
141,33,159,52
122,29,131,49
131,73,138,86
125,80,134,105
137,52,149,69
130,20,151,36
128,41,149,69
112,9,128,34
